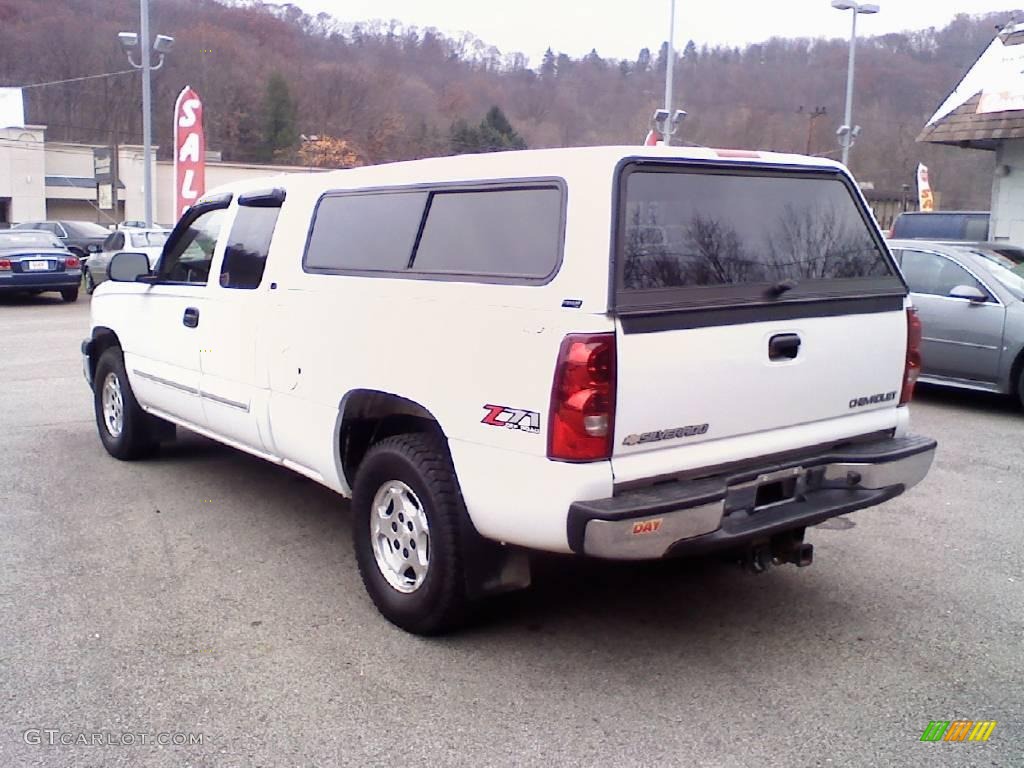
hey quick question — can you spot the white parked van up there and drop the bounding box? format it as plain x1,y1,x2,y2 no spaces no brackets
83,146,936,634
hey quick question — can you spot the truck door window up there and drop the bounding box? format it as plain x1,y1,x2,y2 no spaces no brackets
219,205,281,290
157,208,227,285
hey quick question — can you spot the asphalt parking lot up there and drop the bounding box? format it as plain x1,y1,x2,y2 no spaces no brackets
1,292,1021,768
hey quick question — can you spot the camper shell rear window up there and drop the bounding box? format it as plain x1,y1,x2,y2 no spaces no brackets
612,161,906,314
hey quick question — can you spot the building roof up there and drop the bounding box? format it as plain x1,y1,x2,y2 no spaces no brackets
918,92,1024,150
919,25,1024,151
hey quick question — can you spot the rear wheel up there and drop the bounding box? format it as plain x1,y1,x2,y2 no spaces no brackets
352,432,470,635
1018,366,1024,410
93,348,160,460
61,287,79,302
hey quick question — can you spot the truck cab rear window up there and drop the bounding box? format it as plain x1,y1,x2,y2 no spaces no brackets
619,167,896,299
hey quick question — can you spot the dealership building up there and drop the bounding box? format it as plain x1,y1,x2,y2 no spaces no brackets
0,124,319,228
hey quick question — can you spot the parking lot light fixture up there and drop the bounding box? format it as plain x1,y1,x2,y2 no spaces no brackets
118,0,174,228
831,0,879,167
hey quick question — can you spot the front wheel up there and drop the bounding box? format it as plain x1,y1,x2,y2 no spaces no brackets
83,268,96,294
352,433,470,635
93,348,160,460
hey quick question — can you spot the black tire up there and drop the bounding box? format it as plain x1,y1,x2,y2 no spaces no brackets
1018,366,1024,410
61,287,79,302
93,348,159,460
83,268,96,294
352,432,470,635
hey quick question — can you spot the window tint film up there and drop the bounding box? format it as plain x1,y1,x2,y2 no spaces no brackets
901,250,985,297
305,192,427,271
157,208,226,284
220,206,280,289
621,171,892,291
413,187,561,278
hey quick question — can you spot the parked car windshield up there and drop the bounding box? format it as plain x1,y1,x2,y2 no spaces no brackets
969,248,1024,298
64,221,112,237
130,231,169,248
0,232,63,249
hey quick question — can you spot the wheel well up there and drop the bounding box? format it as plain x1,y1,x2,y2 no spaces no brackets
1012,347,1024,397
87,327,121,384
339,390,444,487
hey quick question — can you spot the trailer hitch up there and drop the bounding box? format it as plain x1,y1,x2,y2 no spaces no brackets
741,529,813,573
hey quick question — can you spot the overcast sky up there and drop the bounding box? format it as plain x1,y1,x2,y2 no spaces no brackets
292,1,1020,64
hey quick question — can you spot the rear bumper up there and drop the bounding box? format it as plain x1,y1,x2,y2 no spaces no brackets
568,434,936,560
0,271,80,290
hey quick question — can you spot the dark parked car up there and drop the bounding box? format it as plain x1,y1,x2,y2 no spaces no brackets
12,219,111,261
0,230,82,302
888,239,1024,406
890,211,990,241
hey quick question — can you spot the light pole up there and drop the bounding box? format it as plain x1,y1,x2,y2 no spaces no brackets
663,0,676,146
118,0,174,227
831,0,878,167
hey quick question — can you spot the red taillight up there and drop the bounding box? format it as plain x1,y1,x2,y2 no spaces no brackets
0,259,10,271
65,256,79,268
548,333,617,462
900,307,922,405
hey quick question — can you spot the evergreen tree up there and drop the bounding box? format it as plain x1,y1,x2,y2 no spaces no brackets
449,106,526,154
261,72,298,160
541,47,557,79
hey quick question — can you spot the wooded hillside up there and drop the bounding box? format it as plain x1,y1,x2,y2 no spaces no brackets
0,0,1014,208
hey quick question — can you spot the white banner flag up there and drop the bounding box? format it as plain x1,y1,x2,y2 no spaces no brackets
917,164,934,212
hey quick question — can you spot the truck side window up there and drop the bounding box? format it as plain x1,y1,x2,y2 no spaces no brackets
157,208,226,285
219,205,281,290
412,187,562,279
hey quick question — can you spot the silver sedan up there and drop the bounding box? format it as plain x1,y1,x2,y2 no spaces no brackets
888,239,1024,407
84,228,169,293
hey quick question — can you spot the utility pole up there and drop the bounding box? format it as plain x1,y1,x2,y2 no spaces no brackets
798,106,827,155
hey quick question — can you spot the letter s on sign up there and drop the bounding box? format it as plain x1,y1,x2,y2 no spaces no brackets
178,98,200,128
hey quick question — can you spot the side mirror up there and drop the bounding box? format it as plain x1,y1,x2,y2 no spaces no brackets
87,243,102,253
948,284,988,303
108,251,152,282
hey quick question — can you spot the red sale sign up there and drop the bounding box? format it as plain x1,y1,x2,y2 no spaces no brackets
173,86,205,221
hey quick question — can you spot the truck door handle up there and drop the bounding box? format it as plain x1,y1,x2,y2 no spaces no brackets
182,307,200,328
769,333,800,360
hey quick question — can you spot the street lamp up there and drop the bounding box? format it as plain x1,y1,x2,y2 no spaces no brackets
663,0,677,146
831,0,878,167
650,108,687,145
119,0,174,227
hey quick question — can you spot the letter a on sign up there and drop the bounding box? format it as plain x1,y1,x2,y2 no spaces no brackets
174,85,206,221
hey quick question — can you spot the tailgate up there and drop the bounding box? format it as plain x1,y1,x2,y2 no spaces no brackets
610,160,909,484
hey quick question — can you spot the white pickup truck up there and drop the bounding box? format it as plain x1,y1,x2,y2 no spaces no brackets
83,146,936,634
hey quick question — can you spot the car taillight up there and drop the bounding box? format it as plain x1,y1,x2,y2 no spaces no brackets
65,256,79,268
0,259,10,271
900,306,922,405
548,332,617,462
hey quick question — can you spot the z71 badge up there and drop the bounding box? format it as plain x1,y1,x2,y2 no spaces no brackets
481,404,541,434
623,423,709,446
